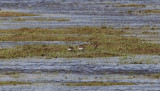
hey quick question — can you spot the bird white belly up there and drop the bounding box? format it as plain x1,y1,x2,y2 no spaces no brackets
68,49,72,51
78,48,83,50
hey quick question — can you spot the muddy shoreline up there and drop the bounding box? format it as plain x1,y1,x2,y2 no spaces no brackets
0,0,160,90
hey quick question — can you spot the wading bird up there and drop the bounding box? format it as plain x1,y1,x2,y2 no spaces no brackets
67,46,74,52
78,45,84,51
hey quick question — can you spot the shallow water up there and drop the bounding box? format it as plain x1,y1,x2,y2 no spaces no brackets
1,0,160,29
123,33,160,43
0,41,89,48
0,55,160,74
0,0,160,90
0,55,160,90
1,84,160,91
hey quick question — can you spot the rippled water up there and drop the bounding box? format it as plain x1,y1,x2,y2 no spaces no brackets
0,55,160,74
1,0,160,29
0,55,160,90
0,0,160,91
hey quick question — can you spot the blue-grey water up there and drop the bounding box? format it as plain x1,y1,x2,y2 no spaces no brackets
0,41,89,48
0,0,160,29
0,55,160,91
0,0,160,91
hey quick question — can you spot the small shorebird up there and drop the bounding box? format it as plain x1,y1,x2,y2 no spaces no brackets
67,46,74,52
78,45,84,51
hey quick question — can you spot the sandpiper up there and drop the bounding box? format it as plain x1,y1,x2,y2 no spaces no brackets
67,46,74,51
78,45,84,51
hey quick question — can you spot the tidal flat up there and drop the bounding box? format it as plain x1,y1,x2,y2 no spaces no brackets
0,56,160,90
0,0,160,91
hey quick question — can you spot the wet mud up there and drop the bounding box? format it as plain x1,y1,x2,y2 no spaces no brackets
0,0,160,91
